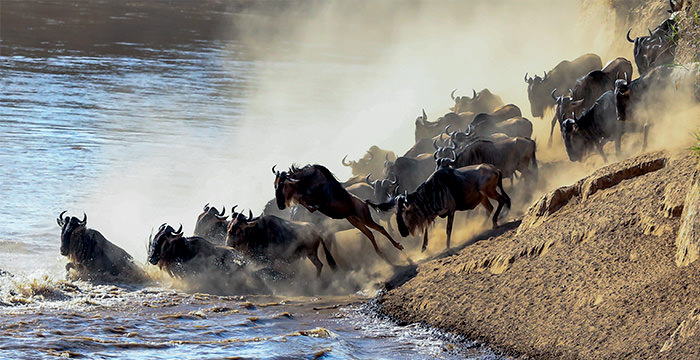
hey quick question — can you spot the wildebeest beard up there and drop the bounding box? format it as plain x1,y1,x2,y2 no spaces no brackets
397,177,453,237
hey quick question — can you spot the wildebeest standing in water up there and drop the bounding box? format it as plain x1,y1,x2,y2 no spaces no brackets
525,53,602,118
148,223,267,294
371,164,511,252
225,210,336,277
273,164,404,259
57,211,145,282
193,203,229,244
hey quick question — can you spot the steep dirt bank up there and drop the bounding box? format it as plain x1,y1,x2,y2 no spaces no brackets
379,150,700,359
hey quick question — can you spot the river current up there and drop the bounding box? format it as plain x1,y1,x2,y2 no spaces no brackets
0,2,506,359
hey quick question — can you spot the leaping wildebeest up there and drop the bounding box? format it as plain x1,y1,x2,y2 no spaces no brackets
370,164,511,252
225,210,337,276
273,164,404,258
525,53,602,118
57,211,145,281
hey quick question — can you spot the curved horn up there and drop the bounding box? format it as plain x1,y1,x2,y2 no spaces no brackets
231,205,238,215
465,124,474,136
80,213,87,225
174,224,183,235
272,165,278,175
248,209,253,220
433,138,440,150
626,28,634,43
422,108,427,121
524,72,529,83
433,150,439,160
341,155,351,166
449,149,457,161
543,71,547,80
219,206,225,216
365,173,372,185
203,203,210,212
389,175,397,185
551,88,558,100
443,124,452,137
57,210,67,227
648,28,653,37
471,89,477,100
450,89,457,101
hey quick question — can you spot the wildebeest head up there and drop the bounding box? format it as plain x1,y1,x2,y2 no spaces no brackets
57,211,87,256
225,210,258,249
366,174,398,203
553,89,584,124
451,89,502,114
614,78,631,121
273,165,297,210
395,193,428,237
561,118,585,162
525,72,549,117
193,203,228,239
148,223,183,265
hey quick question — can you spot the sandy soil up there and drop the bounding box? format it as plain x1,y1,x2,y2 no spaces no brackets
379,150,700,359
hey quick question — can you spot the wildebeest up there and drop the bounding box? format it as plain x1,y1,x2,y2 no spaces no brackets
549,57,633,145
371,164,510,251
450,88,504,115
525,53,602,118
225,211,336,276
404,133,450,158
383,153,436,194
414,109,474,142
469,114,533,139
626,18,677,75
57,211,145,281
193,203,229,244
148,223,248,277
449,137,538,186
274,164,404,257
342,145,397,177
561,91,626,162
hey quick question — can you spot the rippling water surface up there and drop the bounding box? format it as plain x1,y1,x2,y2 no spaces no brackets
0,2,506,358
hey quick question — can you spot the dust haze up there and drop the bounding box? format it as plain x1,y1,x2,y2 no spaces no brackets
71,1,698,295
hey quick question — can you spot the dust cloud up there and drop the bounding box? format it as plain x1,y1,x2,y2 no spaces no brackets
71,1,697,294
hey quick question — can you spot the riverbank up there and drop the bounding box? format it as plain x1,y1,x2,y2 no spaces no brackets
379,150,700,359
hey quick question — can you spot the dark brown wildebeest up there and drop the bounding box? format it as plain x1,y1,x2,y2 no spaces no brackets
193,203,229,244
383,153,436,194
549,57,633,146
626,18,677,75
370,164,510,251
57,211,145,281
273,164,404,257
341,145,397,177
414,109,474,142
525,53,602,118
225,211,336,277
450,88,504,115
469,114,533,139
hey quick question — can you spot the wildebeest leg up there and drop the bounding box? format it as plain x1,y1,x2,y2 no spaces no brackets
346,216,382,255
364,219,403,250
596,142,608,163
479,197,495,226
421,228,429,252
548,115,557,147
445,212,455,250
307,249,324,277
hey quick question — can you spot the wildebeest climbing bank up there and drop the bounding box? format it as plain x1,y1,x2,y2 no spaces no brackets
2,0,700,359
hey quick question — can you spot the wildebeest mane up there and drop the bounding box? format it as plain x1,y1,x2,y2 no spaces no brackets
404,169,456,233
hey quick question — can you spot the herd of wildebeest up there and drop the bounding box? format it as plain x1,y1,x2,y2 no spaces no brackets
56,2,699,291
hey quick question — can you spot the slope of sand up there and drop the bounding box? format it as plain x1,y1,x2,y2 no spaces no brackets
379,150,700,359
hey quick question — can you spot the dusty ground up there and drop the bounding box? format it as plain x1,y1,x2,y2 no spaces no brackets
379,150,700,359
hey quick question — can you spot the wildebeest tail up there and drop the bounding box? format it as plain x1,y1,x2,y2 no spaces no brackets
367,199,395,212
320,238,337,270
497,170,512,210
